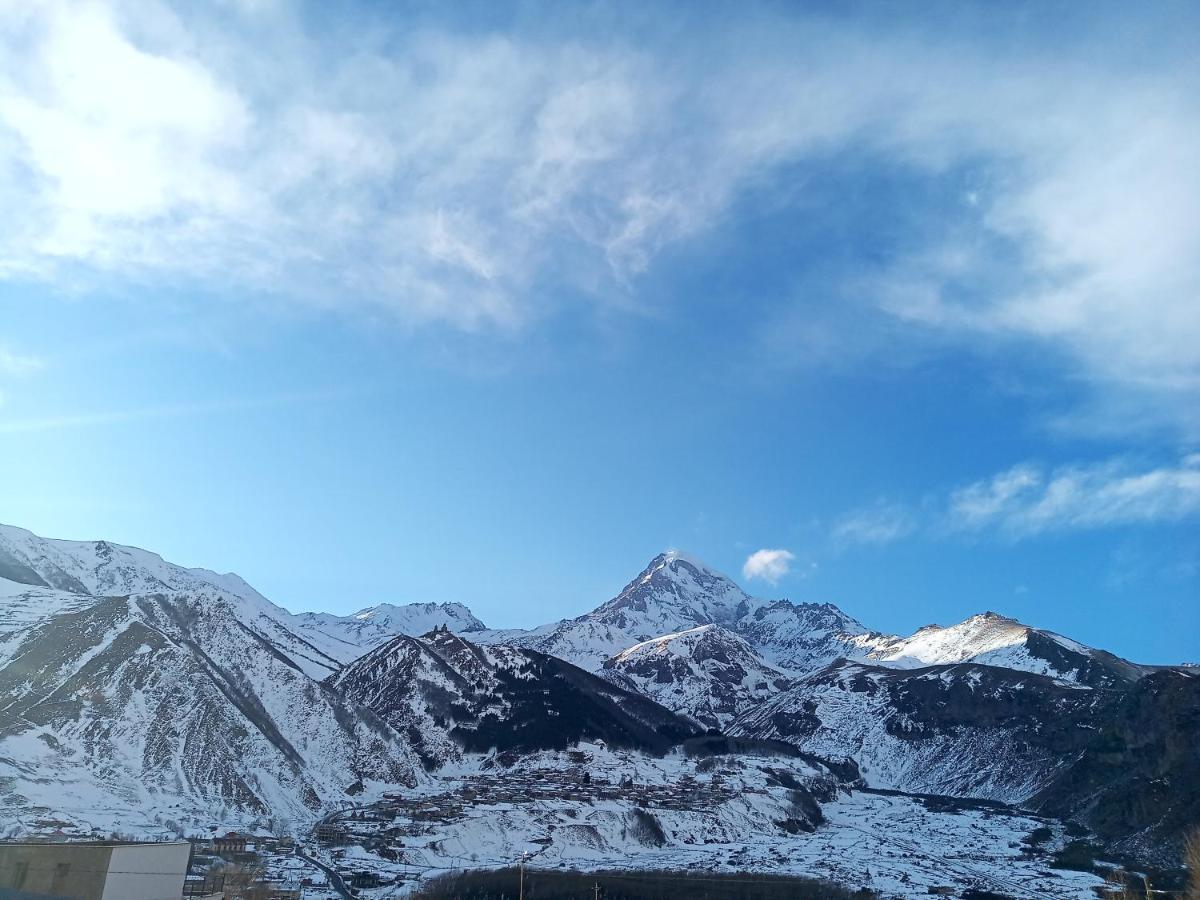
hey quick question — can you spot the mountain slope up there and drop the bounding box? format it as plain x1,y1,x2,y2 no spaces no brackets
0,524,348,680
730,660,1099,801
327,627,702,766
731,659,1200,865
601,625,794,730
0,577,423,835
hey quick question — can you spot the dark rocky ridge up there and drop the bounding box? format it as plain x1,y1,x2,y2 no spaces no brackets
327,627,703,766
733,659,1200,867
1032,667,1200,866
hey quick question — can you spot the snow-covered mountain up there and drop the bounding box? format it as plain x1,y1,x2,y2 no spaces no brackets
0,576,423,836
475,551,872,676
0,523,488,676
3,522,1191,866
601,625,794,730
842,611,1148,687
291,601,487,665
0,523,498,835
328,626,702,768
467,551,1146,729
0,523,351,680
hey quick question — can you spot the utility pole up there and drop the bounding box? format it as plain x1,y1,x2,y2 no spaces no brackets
518,851,526,900
593,880,600,900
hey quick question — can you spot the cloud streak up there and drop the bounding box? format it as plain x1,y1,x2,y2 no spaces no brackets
0,386,359,435
833,502,917,546
0,347,43,376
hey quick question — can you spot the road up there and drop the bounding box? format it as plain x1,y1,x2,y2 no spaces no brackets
296,846,355,899
301,802,367,899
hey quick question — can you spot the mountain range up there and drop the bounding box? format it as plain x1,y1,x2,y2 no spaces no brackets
0,523,1194,868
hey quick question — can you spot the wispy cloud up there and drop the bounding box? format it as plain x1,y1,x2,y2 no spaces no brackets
742,548,795,585
0,3,1196,431
833,502,917,546
0,347,44,376
834,455,1200,544
0,386,358,435
947,456,1200,536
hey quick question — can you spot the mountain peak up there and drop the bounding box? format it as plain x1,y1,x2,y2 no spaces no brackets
601,550,748,624
639,549,726,582
974,610,1019,624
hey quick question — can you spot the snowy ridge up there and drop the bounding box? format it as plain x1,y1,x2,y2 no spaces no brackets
851,612,1072,672
291,601,487,664
0,523,489,679
846,611,1145,686
0,523,276,605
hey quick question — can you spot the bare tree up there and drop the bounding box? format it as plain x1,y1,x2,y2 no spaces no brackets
218,861,273,900
1185,827,1200,900
1104,869,1135,900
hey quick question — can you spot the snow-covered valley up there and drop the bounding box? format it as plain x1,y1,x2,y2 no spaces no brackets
304,742,1109,899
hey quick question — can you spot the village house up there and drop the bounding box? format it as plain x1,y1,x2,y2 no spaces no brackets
315,823,348,845
212,832,248,853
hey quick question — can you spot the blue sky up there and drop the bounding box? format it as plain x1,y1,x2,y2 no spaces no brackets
0,1,1196,663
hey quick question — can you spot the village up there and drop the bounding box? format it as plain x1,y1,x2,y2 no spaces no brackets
305,745,758,893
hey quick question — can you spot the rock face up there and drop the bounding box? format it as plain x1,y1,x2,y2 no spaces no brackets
1031,667,1200,865
327,627,702,767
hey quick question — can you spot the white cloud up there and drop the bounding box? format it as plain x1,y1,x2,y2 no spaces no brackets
0,2,1195,432
947,456,1200,536
742,548,795,585
833,502,917,546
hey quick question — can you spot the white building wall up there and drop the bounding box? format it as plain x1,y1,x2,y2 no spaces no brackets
101,841,190,900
